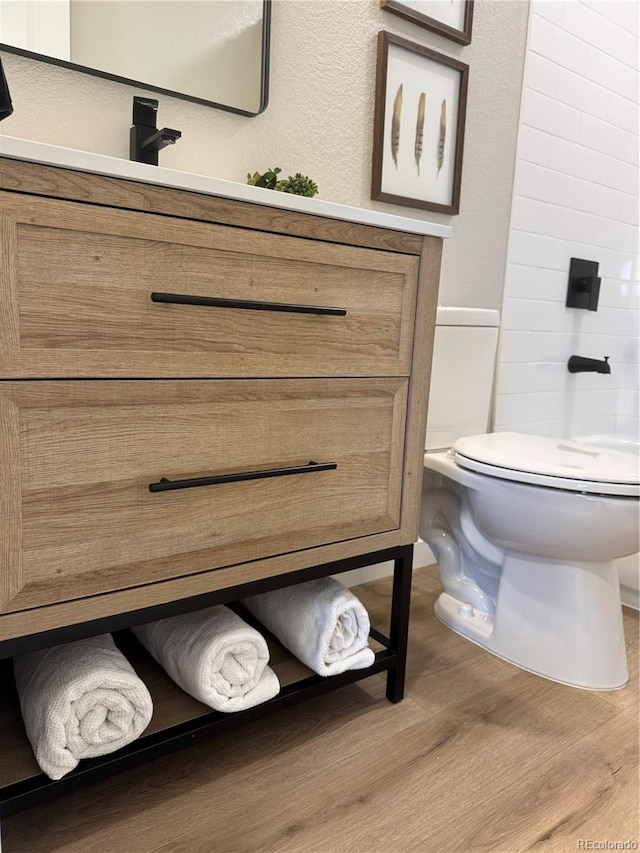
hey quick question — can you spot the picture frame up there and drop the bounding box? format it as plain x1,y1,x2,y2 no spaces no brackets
381,0,474,46
371,32,469,215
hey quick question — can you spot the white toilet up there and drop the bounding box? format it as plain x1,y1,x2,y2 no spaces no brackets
421,308,640,690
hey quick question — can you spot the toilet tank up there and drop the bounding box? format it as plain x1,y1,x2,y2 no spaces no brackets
425,307,500,451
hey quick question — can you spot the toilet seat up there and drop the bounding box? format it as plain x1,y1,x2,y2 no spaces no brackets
453,432,640,498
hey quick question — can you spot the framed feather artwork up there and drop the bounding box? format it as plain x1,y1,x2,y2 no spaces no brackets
381,0,474,46
371,31,469,215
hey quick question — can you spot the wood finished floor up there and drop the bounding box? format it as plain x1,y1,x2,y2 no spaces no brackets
4,565,639,853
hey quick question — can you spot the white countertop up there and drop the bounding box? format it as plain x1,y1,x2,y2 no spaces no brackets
0,136,451,239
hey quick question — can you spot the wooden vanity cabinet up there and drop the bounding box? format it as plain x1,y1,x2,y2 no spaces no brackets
0,154,442,824
0,158,441,643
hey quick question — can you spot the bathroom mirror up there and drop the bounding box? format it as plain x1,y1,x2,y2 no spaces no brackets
0,0,271,115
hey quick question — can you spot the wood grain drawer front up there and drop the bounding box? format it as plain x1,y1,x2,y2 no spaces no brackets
0,193,419,378
0,379,407,614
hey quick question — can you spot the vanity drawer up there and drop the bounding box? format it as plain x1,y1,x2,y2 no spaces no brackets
0,193,418,378
0,378,407,614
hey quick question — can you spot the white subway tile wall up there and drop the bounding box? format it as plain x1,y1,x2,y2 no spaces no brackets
494,0,639,439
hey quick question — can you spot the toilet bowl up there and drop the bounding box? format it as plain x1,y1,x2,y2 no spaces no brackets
421,307,640,690
422,432,640,690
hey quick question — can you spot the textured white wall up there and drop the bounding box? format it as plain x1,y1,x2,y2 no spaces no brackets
0,0,529,309
494,0,639,440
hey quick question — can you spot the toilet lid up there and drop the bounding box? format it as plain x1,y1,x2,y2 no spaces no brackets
453,433,640,497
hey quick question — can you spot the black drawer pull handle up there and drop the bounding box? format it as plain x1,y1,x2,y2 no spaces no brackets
149,461,338,493
151,292,347,316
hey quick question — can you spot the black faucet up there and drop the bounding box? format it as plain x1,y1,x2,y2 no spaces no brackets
0,56,14,121
568,355,611,374
130,96,181,166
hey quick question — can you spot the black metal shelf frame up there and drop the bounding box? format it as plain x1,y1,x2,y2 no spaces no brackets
0,544,414,818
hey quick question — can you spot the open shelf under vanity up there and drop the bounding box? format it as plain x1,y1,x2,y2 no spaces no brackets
0,546,411,819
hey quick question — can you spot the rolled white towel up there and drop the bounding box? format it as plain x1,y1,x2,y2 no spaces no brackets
132,605,280,712
242,577,375,676
13,634,153,781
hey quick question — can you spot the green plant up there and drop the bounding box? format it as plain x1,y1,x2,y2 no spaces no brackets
246,167,281,189
276,173,319,198
247,167,318,198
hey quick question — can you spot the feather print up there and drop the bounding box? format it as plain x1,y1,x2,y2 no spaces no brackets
415,92,426,175
391,84,403,168
437,99,446,177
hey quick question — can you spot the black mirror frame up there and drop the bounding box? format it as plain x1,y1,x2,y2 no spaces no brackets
0,0,271,117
